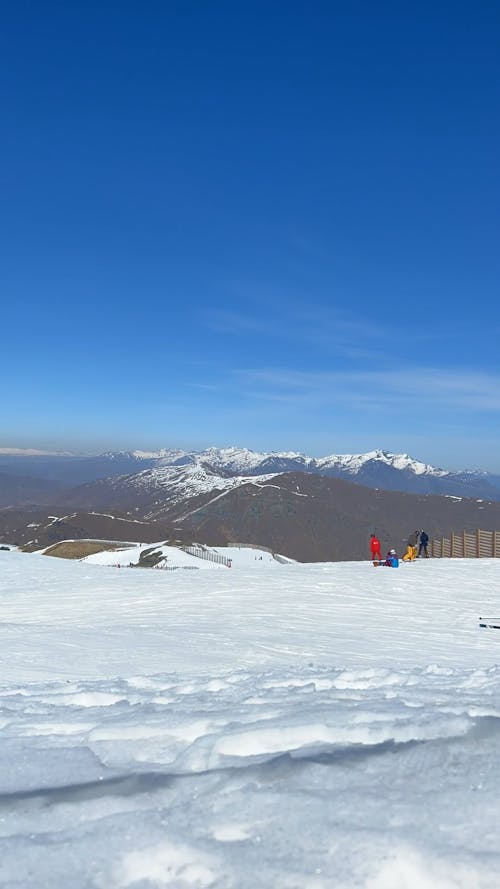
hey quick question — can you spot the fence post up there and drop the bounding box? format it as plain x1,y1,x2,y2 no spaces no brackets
477,529,481,557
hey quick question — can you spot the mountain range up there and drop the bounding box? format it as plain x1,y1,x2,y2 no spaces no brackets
1,446,500,559
1,446,500,499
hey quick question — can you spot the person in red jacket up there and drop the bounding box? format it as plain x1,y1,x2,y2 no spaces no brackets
370,534,382,561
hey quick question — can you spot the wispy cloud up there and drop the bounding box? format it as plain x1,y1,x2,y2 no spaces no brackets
203,303,385,361
229,366,500,413
185,382,222,393
202,282,485,359
203,309,278,337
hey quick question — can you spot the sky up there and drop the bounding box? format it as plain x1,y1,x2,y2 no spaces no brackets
1,1,499,471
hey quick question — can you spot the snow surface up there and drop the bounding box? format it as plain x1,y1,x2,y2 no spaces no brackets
2,550,500,888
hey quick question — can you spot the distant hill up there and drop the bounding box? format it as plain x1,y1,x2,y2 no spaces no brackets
0,453,157,485
0,472,67,508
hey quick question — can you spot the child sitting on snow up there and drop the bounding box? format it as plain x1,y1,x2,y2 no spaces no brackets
382,549,399,567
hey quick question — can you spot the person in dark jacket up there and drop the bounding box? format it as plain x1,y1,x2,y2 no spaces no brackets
418,530,429,558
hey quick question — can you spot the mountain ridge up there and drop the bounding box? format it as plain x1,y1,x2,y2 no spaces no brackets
1,446,500,517
4,471,500,561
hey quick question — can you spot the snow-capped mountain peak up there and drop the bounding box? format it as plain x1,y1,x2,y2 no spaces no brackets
91,445,488,518
304,448,448,478
106,446,460,483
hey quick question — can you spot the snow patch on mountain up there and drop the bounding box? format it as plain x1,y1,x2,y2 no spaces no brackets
117,461,279,507
131,448,187,461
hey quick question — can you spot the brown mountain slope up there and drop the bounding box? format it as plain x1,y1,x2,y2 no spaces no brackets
174,473,500,561
2,473,500,560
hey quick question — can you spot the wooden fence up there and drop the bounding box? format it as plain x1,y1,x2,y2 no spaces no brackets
431,529,500,558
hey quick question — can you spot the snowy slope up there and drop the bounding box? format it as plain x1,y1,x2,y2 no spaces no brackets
102,462,281,520
80,542,282,569
82,542,223,570
2,549,500,888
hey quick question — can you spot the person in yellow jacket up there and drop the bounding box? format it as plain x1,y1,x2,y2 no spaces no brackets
403,530,418,561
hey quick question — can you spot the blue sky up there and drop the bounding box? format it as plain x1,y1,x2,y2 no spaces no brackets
1,1,500,470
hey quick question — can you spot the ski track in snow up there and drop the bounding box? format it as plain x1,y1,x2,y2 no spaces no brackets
1,551,500,888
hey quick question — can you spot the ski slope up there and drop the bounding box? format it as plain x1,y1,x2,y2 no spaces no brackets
80,543,283,570
1,549,500,888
